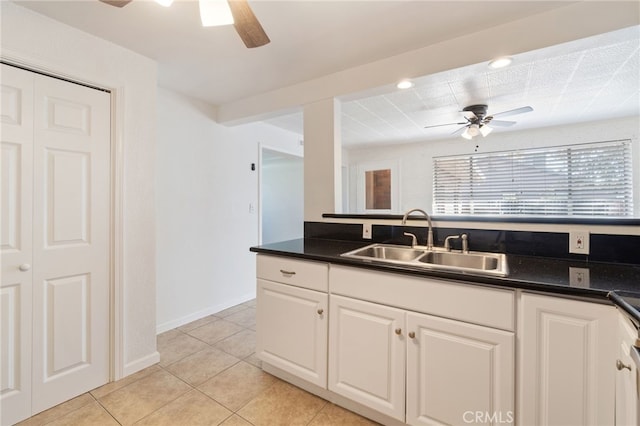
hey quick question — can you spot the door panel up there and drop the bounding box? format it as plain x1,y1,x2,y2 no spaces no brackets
0,63,34,426
329,295,405,421
407,312,514,426
31,73,110,414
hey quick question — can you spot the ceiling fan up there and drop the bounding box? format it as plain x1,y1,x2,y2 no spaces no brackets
424,104,533,140
99,0,270,48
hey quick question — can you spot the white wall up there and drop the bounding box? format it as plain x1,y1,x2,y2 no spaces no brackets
156,88,302,333
1,2,158,377
346,116,640,218
261,151,304,245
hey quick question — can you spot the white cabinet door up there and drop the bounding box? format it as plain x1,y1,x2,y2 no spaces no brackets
1,62,35,426
519,293,617,426
329,295,406,421
256,279,328,387
615,312,639,426
407,312,514,426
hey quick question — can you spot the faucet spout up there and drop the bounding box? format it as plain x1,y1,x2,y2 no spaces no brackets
401,208,434,249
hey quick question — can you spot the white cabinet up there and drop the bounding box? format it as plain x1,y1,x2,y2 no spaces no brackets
407,312,514,426
518,292,617,426
615,311,639,426
256,255,328,388
329,295,406,421
328,281,515,425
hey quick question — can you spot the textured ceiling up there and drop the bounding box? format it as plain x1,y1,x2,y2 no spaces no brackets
264,25,640,147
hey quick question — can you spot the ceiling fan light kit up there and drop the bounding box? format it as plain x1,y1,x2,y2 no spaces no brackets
199,0,234,27
425,104,533,141
99,0,270,48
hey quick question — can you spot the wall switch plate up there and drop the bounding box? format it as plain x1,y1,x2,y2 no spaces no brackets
569,230,590,254
362,223,372,239
569,267,590,288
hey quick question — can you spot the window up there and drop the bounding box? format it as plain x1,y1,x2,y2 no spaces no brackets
356,160,400,213
433,140,633,217
365,169,391,210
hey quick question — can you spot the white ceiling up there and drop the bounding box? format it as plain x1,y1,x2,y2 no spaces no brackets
266,25,640,147
13,1,639,148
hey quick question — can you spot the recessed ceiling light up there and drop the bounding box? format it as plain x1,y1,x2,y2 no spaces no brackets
488,56,513,69
396,79,414,89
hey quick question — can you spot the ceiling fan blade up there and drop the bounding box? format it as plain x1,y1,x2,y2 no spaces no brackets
451,125,468,136
489,120,516,127
98,0,132,7
424,122,467,129
491,106,533,118
228,0,270,48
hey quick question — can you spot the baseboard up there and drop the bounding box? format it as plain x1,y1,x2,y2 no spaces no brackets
123,351,160,377
155,291,255,334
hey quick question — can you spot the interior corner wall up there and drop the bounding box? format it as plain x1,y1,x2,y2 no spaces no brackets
1,2,158,377
155,88,302,333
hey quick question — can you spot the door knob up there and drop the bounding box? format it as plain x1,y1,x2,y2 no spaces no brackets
317,308,324,315
408,331,416,339
616,359,632,371
395,328,402,335
19,263,31,272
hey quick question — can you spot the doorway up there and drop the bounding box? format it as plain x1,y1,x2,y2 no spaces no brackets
259,147,303,245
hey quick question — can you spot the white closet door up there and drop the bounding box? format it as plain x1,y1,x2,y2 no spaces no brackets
30,73,111,414
1,63,35,426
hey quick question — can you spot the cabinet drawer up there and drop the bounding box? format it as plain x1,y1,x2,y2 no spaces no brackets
330,265,515,331
257,254,328,292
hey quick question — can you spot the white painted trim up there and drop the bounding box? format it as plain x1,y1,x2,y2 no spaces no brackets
123,351,160,377
1,49,125,381
155,292,255,334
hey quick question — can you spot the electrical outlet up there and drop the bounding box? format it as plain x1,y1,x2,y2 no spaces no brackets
569,230,590,254
569,267,590,288
362,223,372,239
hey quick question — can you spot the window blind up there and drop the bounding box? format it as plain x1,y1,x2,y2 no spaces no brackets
433,140,633,217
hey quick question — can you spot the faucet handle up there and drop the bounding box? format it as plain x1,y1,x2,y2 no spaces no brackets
461,233,469,253
403,232,418,247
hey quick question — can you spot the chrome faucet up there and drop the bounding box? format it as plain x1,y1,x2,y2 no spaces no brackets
401,208,434,250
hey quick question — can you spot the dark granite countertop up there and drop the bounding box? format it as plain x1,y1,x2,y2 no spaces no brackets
250,237,640,325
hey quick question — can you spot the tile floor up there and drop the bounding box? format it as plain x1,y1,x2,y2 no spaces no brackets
17,299,378,426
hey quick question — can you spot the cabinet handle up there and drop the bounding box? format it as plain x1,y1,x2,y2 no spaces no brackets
395,328,402,335
616,359,632,371
19,264,31,272
317,308,324,315
279,269,296,276
408,331,415,339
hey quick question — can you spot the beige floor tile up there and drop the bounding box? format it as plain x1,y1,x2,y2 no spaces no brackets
91,364,162,399
241,299,256,308
308,403,380,425
156,328,183,346
17,393,95,426
243,352,262,368
187,319,244,345
221,414,253,425
178,315,220,333
198,361,278,412
46,400,120,426
97,369,191,425
215,305,249,318
134,389,232,426
237,381,326,426
158,331,210,366
213,329,256,359
166,347,240,386
224,308,256,329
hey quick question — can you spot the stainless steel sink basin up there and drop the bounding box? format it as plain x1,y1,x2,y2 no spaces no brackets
341,243,508,276
345,244,425,262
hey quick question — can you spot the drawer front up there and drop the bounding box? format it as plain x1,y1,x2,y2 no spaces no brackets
330,265,515,331
257,254,328,292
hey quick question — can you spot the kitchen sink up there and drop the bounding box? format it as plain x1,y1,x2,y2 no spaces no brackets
341,243,508,276
345,244,425,262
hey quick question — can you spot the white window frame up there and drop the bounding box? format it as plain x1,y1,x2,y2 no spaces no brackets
356,159,401,214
